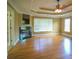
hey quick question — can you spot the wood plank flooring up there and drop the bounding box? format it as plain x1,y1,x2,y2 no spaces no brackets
8,35,72,59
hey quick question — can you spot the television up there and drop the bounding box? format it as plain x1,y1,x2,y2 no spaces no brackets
23,14,30,24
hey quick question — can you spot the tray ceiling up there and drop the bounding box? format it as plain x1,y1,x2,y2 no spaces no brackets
8,0,72,18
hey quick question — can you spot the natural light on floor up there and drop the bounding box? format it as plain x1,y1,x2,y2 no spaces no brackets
64,38,71,55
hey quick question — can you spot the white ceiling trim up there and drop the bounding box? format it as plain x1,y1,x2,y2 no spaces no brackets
7,0,72,18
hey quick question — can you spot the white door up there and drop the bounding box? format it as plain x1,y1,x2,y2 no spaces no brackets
7,7,15,50
7,10,11,50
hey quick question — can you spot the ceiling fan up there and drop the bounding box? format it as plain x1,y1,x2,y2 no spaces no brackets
40,0,72,13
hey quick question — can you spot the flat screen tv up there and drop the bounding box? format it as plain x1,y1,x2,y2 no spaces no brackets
23,14,30,24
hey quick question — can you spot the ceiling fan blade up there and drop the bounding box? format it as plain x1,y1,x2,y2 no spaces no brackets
40,7,55,11
61,3,72,9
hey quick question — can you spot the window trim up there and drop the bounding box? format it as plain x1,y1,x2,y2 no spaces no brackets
64,18,71,32
33,17,53,33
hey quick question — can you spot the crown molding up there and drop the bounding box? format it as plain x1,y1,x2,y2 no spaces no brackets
7,1,23,14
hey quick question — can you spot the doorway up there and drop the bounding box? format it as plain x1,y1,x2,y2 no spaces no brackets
7,6,15,51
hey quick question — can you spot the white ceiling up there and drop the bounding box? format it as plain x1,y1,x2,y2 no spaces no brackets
8,0,72,18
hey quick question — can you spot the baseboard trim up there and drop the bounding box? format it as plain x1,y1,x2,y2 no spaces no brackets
32,33,59,36
14,39,19,46
8,39,19,52
61,33,72,38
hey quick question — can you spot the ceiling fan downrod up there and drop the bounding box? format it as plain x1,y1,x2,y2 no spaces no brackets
56,0,60,9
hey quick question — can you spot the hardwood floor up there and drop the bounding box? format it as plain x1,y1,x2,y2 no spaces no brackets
8,35,72,59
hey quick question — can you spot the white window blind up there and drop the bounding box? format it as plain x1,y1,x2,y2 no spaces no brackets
64,18,70,32
34,18,53,32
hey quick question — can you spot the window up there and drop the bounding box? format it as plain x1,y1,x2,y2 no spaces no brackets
64,18,70,32
34,18,53,32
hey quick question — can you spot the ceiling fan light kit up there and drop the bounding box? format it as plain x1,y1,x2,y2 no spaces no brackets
55,9,62,13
